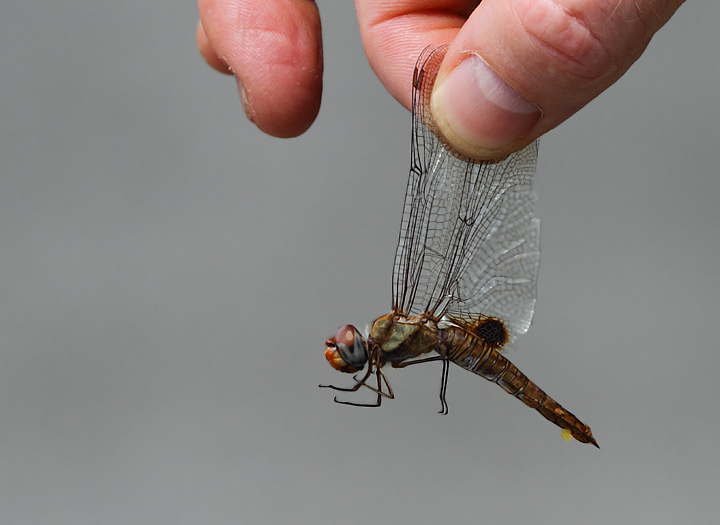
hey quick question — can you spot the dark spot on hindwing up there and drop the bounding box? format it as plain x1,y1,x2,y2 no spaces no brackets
474,318,509,348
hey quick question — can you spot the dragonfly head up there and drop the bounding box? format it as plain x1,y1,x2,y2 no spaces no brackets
324,324,368,373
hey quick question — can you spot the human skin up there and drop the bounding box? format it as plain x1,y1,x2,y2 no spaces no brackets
197,0,685,160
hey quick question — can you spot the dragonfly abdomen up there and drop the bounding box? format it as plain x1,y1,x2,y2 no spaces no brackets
438,326,598,447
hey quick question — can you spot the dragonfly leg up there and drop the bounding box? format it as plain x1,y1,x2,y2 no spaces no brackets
320,364,394,407
372,367,395,399
392,355,445,368
331,396,382,408
319,365,373,393
391,354,450,414
438,357,449,415
341,367,394,400
328,368,381,407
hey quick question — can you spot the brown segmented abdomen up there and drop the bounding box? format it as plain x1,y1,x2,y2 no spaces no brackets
438,326,598,447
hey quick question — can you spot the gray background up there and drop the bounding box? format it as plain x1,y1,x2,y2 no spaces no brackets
2,1,718,523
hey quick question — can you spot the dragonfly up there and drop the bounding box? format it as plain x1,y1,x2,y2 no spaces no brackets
320,45,598,448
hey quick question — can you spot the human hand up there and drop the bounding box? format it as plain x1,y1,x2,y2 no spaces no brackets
197,0,684,159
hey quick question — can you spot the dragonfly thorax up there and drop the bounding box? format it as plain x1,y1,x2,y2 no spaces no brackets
369,313,439,366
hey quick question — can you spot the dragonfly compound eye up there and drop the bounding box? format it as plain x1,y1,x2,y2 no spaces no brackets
324,325,368,373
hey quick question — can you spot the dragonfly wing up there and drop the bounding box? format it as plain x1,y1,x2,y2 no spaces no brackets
446,183,540,343
392,45,540,342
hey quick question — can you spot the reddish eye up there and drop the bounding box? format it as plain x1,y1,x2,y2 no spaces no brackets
334,325,357,347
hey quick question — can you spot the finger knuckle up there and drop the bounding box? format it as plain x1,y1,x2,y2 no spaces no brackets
514,0,621,82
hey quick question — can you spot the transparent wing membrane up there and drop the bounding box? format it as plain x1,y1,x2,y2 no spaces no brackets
392,46,540,342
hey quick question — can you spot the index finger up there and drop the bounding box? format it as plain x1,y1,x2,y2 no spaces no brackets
198,0,323,138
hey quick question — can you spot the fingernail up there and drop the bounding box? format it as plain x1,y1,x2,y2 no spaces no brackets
236,77,256,123
431,55,541,159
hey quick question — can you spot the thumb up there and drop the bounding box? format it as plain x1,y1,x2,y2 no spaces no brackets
430,0,684,160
